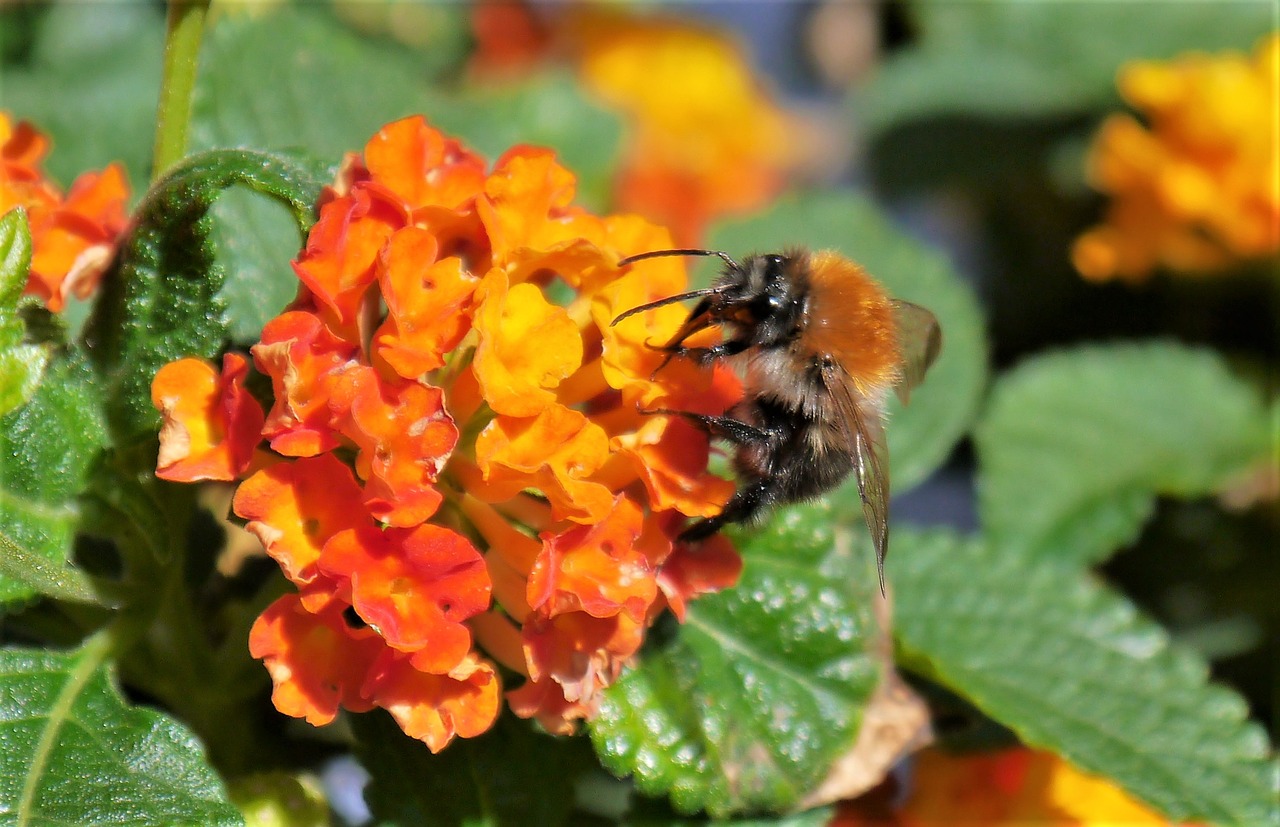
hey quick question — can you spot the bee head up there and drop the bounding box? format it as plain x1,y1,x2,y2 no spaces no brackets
714,252,809,347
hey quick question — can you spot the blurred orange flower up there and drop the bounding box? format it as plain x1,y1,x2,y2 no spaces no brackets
831,747,1203,826
573,11,792,246
153,116,743,750
1073,34,1280,281
0,113,130,311
467,5,793,246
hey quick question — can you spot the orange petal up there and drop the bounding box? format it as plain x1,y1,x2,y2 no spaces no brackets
292,187,403,331
612,414,735,518
472,269,584,416
527,495,655,622
474,404,615,524
233,454,367,586
319,524,490,673
506,676,592,736
520,609,645,703
336,365,458,527
477,145,578,264
364,115,487,212
374,226,479,379
249,593,383,726
367,651,502,753
153,354,264,482
656,531,741,622
252,310,358,457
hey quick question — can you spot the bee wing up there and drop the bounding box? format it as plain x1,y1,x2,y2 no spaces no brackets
827,366,891,594
891,301,942,405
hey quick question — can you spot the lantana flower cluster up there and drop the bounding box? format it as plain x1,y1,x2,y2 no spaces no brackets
0,112,130,310
151,116,744,750
1073,34,1280,282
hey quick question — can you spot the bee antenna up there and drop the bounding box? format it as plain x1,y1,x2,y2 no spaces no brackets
610,287,722,326
617,248,742,272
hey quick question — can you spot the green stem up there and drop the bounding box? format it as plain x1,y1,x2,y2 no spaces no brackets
151,0,211,181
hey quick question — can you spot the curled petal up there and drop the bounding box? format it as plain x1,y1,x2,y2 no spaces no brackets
521,609,645,704
612,415,735,518
364,116,487,212
507,677,592,736
249,594,383,727
319,524,490,673
527,496,655,622
153,354,264,482
474,405,615,524
26,163,130,311
478,146,577,264
233,454,367,586
374,226,479,379
336,366,458,526
293,188,403,330
656,532,742,622
367,652,502,753
252,310,357,457
472,269,583,416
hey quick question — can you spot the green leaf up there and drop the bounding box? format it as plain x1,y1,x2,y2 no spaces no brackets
590,501,884,817
976,342,1273,565
0,642,242,826
192,6,621,209
890,527,1276,825
82,148,328,442
209,189,318,344
860,3,1274,132
0,2,162,186
0,209,50,417
352,711,591,826
0,533,103,606
707,190,988,493
0,354,107,605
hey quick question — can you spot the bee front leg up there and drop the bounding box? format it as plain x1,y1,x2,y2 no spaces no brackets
679,479,774,541
652,339,749,367
642,409,770,446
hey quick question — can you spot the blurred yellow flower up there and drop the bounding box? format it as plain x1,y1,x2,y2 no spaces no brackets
831,747,1203,825
1073,34,1280,282
570,9,793,246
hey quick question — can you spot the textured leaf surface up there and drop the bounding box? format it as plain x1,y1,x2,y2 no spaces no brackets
0,644,241,826
890,528,1276,825
81,148,328,442
0,209,49,418
590,502,883,817
707,191,987,494
0,355,106,605
353,711,589,827
860,2,1274,131
976,342,1273,565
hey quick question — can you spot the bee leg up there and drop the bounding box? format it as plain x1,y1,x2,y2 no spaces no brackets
679,479,773,542
653,339,749,367
642,409,769,446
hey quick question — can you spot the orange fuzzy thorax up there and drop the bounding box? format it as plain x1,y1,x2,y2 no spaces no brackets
801,250,900,396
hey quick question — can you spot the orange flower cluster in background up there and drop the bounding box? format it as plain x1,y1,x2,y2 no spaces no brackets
1073,34,1280,282
469,3,793,247
151,116,744,751
832,747,1203,826
0,113,130,311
